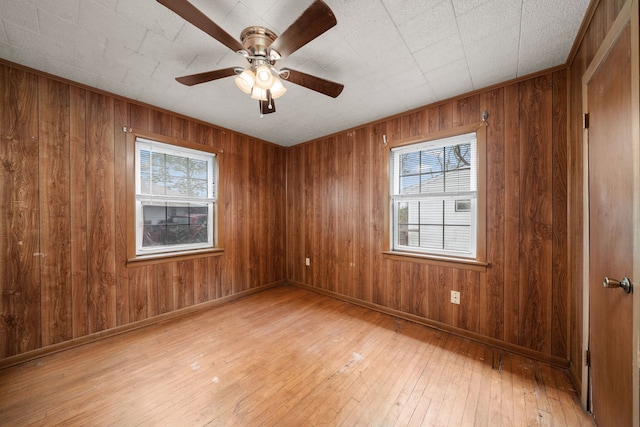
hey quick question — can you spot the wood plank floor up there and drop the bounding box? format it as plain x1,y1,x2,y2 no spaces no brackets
0,285,594,426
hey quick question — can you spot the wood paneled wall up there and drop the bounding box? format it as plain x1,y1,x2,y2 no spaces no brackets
0,62,286,360
286,70,569,363
566,0,627,390
2,0,623,376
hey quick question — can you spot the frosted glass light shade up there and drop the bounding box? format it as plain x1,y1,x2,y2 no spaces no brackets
251,86,268,101
254,65,274,89
269,77,287,99
234,69,255,94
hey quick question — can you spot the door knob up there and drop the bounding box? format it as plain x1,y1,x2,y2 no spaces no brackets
603,277,633,293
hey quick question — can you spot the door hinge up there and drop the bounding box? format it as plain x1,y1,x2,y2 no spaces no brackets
583,113,589,129
585,349,591,367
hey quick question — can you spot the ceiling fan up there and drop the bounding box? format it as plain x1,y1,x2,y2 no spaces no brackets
157,0,344,115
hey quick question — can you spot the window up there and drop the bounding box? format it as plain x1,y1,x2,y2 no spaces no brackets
390,131,482,260
134,136,217,256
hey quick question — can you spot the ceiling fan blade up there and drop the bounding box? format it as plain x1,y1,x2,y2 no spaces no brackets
175,67,238,86
157,0,244,53
269,0,337,58
281,68,343,98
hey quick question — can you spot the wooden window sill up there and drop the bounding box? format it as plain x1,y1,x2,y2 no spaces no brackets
382,251,489,272
127,248,224,267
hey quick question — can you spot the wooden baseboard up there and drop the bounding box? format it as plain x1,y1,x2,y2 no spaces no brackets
289,281,570,369
2,280,570,371
0,281,285,370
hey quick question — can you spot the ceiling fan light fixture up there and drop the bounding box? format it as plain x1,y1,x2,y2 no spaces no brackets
254,65,274,89
270,76,287,99
161,0,344,115
234,69,255,94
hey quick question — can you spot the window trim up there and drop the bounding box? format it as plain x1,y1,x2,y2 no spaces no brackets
384,122,487,269
125,128,224,264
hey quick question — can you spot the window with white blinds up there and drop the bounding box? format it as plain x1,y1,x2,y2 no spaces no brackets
135,137,217,255
390,132,478,259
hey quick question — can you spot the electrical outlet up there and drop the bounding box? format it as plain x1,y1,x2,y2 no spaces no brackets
451,290,460,305
305,257,310,266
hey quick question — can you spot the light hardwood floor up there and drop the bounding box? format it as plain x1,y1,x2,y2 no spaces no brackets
0,285,593,426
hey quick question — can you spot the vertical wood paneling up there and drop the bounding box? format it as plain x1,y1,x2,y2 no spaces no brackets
155,263,174,315
286,70,569,362
517,75,553,353
453,269,480,333
405,263,428,317
208,256,221,300
370,123,387,307
85,92,116,334
0,67,41,356
305,141,319,289
174,260,193,310
0,63,287,360
387,117,402,141
113,99,130,326
427,266,452,325
171,116,189,140
193,258,209,304
320,136,334,291
130,104,150,131
354,127,372,301
69,86,89,339
150,110,171,135
503,83,521,345
480,88,505,340
454,95,481,127
384,259,400,310
38,78,72,346
219,133,252,295
273,146,286,283
339,133,355,296
270,144,286,285
266,144,279,285
235,135,251,292
286,145,303,283
249,138,265,289
128,266,148,322
428,106,440,133
439,103,454,130
551,69,568,359
146,264,159,318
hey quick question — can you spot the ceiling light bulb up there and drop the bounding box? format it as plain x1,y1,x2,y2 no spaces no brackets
269,76,287,99
254,65,273,89
251,86,268,101
234,69,255,94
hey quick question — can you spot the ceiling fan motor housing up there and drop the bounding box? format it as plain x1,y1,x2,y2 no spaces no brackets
240,26,278,58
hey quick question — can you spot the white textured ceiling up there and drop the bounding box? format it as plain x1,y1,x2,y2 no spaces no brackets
0,0,589,146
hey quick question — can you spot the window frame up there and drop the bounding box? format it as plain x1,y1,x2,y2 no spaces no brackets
384,123,487,270
126,129,223,264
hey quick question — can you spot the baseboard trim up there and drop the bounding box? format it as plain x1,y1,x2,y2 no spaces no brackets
0,281,285,370
2,280,570,371
289,281,570,369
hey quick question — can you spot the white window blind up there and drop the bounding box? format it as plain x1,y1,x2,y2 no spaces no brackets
135,137,217,255
390,132,478,258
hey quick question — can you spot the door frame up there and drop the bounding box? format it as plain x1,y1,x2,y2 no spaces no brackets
581,0,640,425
